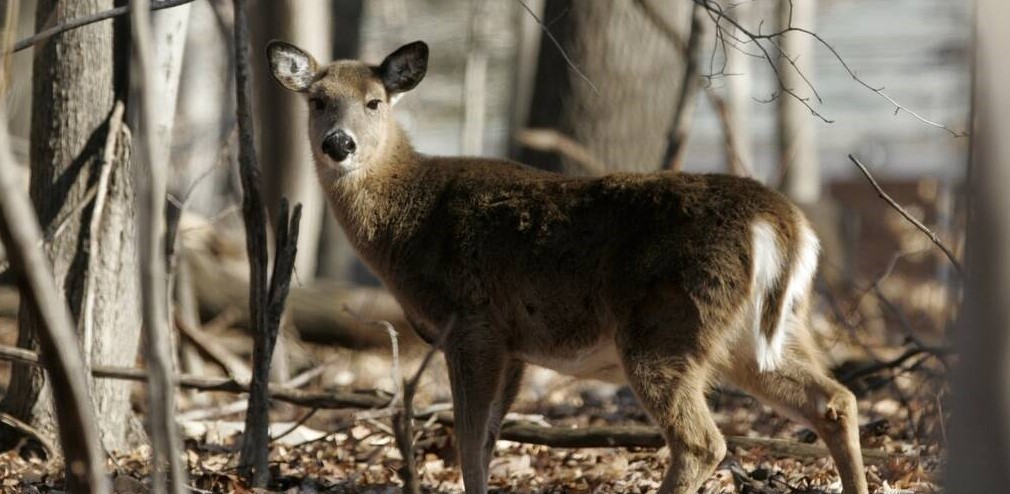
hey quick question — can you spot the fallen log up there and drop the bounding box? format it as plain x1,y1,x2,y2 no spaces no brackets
2,263,418,350
185,248,417,349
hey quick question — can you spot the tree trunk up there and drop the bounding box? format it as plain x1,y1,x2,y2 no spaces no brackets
777,0,820,203
517,0,691,173
947,1,1010,490
317,0,364,281
0,0,142,454
255,0,329,281
724,1,753,171
460,0,490,155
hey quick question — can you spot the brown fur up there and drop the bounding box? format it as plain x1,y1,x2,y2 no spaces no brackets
267,40,869,494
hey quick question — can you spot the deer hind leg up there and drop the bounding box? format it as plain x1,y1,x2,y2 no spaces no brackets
727,344,869,494
444,326,509,494
619,300,726,494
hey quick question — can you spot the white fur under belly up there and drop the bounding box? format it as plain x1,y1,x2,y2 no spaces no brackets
517,338,627,384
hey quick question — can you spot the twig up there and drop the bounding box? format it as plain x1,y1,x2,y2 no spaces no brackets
392,318,454,494
177,364,329,422
344,305,402,407
175,318,252,382
840,345,952,385
0,343,391,410
0,412,56,460
513,0,599,95
692,0,967,136
848,155,964,275
269,408,319,444
81,100,125,365
0,118,109,493
515,128,607,175
12,0,196,53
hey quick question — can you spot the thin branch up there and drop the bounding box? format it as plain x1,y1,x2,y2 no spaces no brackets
0,343,391,410
12,0,196,53
848,154,964,275
0,413,56,463
391,317,453,494
175,318,252,382
840,345,952,385
515,128,607,175
514,0,599,95
692,0,968,136
81,100,125,366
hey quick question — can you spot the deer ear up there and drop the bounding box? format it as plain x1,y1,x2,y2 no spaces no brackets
378,41,428,99
267,40,318,92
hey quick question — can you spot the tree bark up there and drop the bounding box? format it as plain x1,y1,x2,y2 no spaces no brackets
1,0,142,454
947,1,1010,490
0,111,110,494
517,0,691,174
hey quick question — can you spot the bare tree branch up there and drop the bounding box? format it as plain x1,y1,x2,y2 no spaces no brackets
0,343,390,410
848,154,964,275
514,0,599,95
514,128,607,175
691,0,968,136
12,0,196,53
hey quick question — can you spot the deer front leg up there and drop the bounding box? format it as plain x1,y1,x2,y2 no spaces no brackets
484,360,525,469
444,331,508,494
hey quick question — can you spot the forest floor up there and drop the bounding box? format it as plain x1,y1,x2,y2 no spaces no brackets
0,303,948,494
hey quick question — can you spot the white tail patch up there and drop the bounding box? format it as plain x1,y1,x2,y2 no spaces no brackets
750,221,785,371
750,219,820,372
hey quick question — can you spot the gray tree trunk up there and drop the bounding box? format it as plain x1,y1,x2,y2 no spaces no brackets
0,0,142,454
517,0,691,173
947,0,1010,490
316,0,364,282
777,0,820,203
255,0,329,281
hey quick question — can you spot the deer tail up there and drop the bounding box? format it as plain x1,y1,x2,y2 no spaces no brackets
749,219,820,372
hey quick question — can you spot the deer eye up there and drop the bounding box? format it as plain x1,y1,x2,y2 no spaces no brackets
309,97,325,112
366,99,382,111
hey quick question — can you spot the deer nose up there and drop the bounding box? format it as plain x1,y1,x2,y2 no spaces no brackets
322,130,357,162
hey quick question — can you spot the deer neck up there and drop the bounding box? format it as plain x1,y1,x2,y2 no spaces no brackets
320,121,430,264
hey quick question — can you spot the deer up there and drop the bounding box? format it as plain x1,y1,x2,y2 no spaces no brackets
266,39,869,494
